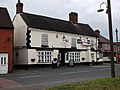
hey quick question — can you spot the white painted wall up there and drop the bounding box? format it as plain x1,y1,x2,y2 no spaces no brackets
28,49,37,64
30,28,97,50
14,49,28,64
13,14,102,65
80,51,87,62
103,57,110,62
27,49,59,64
13,14,27,47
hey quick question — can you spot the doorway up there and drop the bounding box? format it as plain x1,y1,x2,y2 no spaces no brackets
0,53,8,74
60,52,65,66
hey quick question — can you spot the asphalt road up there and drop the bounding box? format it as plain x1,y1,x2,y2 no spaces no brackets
1,63,120,90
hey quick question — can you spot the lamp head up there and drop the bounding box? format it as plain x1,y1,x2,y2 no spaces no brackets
97,9,104,12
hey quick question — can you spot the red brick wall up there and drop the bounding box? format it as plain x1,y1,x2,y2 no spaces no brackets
0,28,13,73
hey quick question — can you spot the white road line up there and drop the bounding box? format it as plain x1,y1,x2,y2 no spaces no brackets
61,68,111,75
99,68,111,71
61,70,90,75
20,75,42,79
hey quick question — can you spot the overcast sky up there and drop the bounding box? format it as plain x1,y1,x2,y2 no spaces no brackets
0,0,120,41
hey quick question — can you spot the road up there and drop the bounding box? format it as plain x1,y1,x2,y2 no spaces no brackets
0,63,120,90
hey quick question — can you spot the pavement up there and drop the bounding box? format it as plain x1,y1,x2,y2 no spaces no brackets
0,77,22,89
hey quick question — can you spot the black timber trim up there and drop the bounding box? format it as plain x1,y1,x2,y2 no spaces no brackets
27,47,88,51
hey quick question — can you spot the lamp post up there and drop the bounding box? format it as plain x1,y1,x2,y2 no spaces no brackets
97,0,115,78
115,28,118,63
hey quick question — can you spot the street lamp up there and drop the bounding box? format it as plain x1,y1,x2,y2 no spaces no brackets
97,2,107,13
97,0,115,78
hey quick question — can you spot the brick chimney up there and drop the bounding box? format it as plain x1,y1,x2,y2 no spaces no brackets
16,0,23,14
69,12,78,24
95,30,100,37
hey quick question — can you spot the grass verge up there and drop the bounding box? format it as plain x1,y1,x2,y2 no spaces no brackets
43,76,120,90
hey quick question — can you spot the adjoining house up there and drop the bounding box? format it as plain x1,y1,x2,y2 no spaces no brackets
114,42,120,62
95,30,120,63
95,30,110,62
0,7,14,74
114,42,120,54
13,0,103,67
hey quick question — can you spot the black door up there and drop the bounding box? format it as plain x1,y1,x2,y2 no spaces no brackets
60,52,65,66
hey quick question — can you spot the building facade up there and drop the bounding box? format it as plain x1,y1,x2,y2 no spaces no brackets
13,1,103,66
0,7,14,73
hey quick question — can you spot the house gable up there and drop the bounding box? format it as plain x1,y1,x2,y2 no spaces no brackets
0,7,14,29
13,14,28,47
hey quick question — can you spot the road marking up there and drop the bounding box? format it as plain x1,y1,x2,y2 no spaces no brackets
61,70,90,75
99,68,111,71
61,68,111,75
20,75,42,79
90,65,110,68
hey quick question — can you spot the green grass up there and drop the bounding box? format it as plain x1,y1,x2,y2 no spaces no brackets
43,76,120,90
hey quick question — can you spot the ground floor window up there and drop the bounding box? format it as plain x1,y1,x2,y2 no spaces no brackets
103,52,110,59
99,53,103,59
66,52,80,62
37,51,52,63
91,53,94,60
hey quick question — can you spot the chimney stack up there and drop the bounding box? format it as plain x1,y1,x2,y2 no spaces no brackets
69,12,78,24
16,0,23,14
95,30,100,36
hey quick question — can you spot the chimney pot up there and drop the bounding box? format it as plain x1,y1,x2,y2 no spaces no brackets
95,30,100,36
69,12,78,24
16,0,23,14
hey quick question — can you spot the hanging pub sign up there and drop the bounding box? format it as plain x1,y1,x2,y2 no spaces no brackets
81,39,88,46
77,38,90,46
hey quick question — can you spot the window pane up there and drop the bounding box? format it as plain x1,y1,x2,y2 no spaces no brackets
42,34,48,46
4,57,6,65
68,52,80,62
1,57,3,65
37,51,52,63
71,38,76,47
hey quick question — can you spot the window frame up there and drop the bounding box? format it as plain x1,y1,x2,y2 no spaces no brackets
67,52,80,62
37,51,52,63
71,38,76,48
41,34,48,47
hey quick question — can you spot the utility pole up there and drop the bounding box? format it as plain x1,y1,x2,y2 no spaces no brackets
107,0,115,78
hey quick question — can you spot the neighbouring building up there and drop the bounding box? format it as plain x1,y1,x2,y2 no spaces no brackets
0,7,14,74
95,30,120,62
114,42,120,62
114,42,120,54
13,0,103,66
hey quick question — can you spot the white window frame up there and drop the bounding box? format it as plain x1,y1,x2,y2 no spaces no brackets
91,40,94,48
71,38,76,47
91,53,94,60
99,53,103,59
41,34,48,46
66,52,80,62
37,51,52,63
1,57,6,66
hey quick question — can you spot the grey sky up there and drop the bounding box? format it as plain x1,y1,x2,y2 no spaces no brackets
0,0,120,41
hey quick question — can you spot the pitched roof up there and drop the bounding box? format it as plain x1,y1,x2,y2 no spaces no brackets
100,35,110,43
20,12,97,37
76,23,97,37
0,7,13,29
